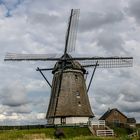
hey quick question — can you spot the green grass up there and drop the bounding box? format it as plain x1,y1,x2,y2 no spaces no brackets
0,127,91,140
113,127,129,136
0,128,56,140
0,127,139,140
65,136,140,140
60,127,92,138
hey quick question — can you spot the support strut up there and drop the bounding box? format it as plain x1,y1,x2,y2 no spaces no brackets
87,61,98,93
36,67,52,88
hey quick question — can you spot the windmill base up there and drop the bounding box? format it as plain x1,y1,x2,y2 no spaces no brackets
47,117,91,125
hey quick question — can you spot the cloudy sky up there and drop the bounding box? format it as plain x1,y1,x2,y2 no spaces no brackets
0,0,140,125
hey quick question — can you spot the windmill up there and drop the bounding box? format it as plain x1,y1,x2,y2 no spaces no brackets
4,9,133,125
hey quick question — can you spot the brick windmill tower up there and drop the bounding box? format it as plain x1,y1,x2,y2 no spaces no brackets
4,9,133,125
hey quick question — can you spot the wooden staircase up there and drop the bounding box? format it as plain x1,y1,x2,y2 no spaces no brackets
88,120,114,137
88,126,96,135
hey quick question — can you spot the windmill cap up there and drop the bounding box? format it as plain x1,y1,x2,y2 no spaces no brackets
52,54,86,74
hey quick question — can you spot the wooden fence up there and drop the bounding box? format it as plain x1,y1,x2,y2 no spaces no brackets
90,120,105,127
96,130,114,137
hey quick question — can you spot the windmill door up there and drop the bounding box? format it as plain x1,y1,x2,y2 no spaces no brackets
61,117,66,124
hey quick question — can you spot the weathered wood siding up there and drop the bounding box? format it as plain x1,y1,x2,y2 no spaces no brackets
47,69,93,118
105,110,127,123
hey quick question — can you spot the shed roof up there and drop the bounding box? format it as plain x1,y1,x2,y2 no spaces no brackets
99,108,127,120
127,118,136,123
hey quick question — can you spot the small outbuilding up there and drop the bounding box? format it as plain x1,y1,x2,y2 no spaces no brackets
99,108,136,127
99,108,127,124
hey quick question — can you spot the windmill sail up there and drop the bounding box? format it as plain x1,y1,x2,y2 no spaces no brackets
4,53,60,61
79,57,133,68
64,9,80,54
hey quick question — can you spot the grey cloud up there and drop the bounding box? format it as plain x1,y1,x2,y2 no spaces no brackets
26,11,67,53
119,101,140,113
93,88,118,104
115,81,138,113
79,11,124,32
96,30,127,55
2,101,28,107
127,0,140,24
28,12,61,27
120,82,140,102
117,70,132,79
27,0,78,11
2,104,31,114
121,91,139,102
12,105,32,114
1,81,29,107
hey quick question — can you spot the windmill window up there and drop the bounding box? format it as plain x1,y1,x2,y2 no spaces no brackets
78,101,81,107
76,92,80,98
75,75,78,80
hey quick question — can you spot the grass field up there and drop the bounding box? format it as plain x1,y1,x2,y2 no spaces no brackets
0,127,139,140
0,127,91,140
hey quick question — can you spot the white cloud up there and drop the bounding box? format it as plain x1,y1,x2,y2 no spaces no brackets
0,4,7,17
0,0,139,124
1,81,29,106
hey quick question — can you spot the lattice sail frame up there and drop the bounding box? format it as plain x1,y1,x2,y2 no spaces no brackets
80,57,133,68
66,9,80,53
4,53,133,68
4,53,59,61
